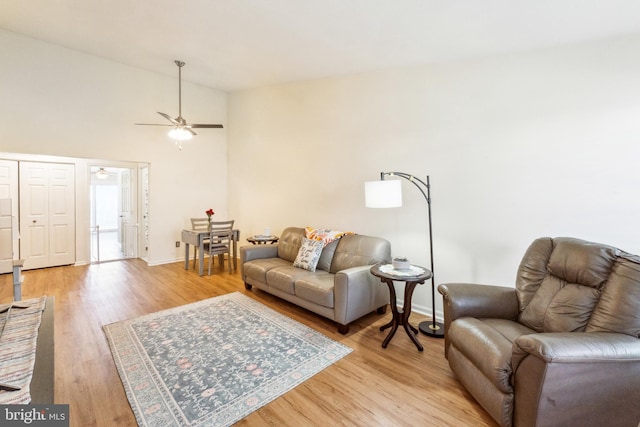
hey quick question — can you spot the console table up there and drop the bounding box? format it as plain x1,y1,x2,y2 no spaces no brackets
12,259,24,301
370,264,432,351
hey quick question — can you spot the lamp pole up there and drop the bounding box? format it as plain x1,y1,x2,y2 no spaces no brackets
381,172,444,338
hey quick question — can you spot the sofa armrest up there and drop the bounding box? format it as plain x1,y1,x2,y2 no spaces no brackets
333,266,389,325
240,245,280,280
240,244,279,263
512,332,640,427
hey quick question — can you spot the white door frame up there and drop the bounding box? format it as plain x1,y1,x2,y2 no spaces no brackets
89,162,148,263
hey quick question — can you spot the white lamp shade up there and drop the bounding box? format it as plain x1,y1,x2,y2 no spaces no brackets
365,180,402,208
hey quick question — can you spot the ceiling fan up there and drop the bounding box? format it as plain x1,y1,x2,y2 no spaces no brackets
136,60,222,149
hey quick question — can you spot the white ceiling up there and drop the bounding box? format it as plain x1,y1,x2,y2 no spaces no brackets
2,0,640,91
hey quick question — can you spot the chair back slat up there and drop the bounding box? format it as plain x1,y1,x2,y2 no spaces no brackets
191,218,209,230
209,220,234,233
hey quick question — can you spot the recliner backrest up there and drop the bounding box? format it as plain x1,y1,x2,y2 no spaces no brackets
515,237,640,337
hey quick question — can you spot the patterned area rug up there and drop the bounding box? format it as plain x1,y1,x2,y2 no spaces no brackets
0,296,47,404
104,292,352,427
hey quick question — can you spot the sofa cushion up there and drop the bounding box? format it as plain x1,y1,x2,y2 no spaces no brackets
295,272,335,308
244,258,292,284
305,227,354,272
449,318,535,393
277,227,305,262
293,237,324,272
330,234,391,274
317,239,339,272
266,265,319,295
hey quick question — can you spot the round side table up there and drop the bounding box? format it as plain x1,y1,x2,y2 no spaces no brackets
370,263,432,352
246,235,279,245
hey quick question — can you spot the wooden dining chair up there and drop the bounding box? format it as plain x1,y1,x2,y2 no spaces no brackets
190,218,210,269
204,220,235,274
190,218,209,230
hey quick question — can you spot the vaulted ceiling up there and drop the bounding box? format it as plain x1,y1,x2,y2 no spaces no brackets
2,1,640,91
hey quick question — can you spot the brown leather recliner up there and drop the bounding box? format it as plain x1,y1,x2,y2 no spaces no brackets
438,237,640,427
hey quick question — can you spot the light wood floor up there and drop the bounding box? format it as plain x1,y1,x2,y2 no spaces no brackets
0,259,497,427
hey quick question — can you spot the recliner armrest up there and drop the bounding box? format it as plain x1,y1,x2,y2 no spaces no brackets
438,283,519,322
511,332,640,427
513,332,640,366
438,283,519,358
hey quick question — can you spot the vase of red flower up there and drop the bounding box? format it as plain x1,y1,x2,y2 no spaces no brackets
205,209,215,231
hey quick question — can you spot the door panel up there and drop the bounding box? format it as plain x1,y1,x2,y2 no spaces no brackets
0,161,18,199
20,161,75,270
0,199,13,273
119,168,137,258
28,224,47,257
29,185,47,215
51,223,70,255
140,165,150,261
0,160,18,273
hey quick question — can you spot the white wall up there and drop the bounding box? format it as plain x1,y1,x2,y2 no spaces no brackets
0,29,228,265
2,28,639,318
228,35,640,317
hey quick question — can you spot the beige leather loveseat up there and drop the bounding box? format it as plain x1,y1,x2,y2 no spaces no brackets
240,227,391,333
438,237,640,427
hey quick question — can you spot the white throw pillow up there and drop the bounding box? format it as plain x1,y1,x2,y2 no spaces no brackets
293,237,325,272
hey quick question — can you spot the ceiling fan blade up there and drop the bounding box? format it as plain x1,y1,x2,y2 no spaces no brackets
158,112,179,125
190,124,224,129
185,126,197,136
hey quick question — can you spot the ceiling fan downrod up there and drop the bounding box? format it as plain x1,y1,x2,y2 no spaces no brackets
175,60,185,121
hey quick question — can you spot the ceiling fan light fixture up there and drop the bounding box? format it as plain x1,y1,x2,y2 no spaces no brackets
168,127,193,141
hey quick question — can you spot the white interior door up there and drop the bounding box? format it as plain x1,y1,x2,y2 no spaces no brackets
0,199,13,274
0,160,19,273
20,161,75,270
119,168,137,258
139,164,150,261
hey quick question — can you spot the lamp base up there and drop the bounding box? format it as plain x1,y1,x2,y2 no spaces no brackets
418,320,444,338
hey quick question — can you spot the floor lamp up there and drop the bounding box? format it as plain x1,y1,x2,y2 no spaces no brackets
365,172,444,338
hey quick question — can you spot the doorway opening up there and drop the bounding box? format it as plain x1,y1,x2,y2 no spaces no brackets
90,166,138,263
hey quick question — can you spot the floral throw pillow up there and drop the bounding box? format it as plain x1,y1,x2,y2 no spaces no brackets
293,237,325,272
305,226,354,247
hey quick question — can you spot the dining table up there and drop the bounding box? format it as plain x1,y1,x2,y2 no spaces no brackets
181,229,240,276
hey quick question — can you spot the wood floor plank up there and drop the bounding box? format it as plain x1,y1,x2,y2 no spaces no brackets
0,260,497,426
